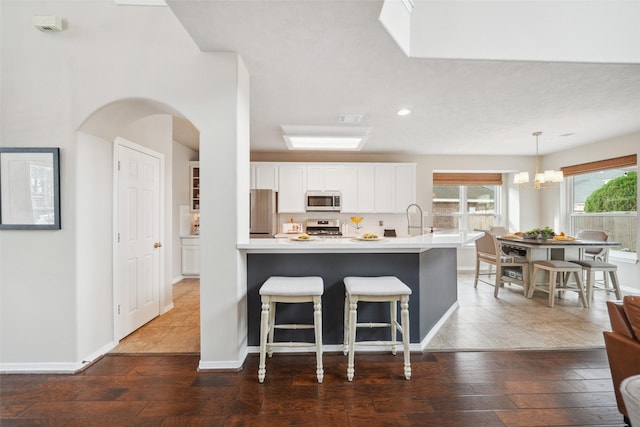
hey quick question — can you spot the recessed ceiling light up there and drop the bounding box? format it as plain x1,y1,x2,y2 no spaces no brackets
397,108,411,116
560,133,576,137
281,125,370,151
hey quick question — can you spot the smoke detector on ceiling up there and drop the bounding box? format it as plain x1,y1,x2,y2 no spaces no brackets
33,15,63,31
338,113,364,124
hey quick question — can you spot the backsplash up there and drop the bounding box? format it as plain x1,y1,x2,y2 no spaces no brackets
278,212,429,237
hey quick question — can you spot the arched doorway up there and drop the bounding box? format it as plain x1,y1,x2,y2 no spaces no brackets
77,98,200,353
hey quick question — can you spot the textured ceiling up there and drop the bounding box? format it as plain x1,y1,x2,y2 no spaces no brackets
167,0,640,156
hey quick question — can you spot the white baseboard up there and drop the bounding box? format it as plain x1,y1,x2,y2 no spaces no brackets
0,362,87,374
198,346,248,372
1,341,116,374
172,275,184,284
420,301,459,350
161,302,175,315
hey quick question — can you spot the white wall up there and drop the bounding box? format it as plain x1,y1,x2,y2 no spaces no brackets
1,1,247,371
197,55,250,369
76,133,114,364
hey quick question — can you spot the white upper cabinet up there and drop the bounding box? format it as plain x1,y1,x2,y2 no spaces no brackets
370,163,416,213
250,162,415,213
374,165,395,213
356,164,376,213
338,165,358,213
306,164,341,191
395,163,416,212
277,164,307,213
251,163,278,190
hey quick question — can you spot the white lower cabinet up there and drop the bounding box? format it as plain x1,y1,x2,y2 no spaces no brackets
181,237,200,276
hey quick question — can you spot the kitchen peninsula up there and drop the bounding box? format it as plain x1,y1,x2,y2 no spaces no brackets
238,230,482,350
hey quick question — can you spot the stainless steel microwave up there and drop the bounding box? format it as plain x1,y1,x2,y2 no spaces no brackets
306,191,342,212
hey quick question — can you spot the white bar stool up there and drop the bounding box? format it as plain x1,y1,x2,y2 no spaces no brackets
528,260,588,308
572,260,622,302
258,276,324,384
343,276,411,381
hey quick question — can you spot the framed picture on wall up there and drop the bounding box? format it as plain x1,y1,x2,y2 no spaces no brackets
0,147,61,230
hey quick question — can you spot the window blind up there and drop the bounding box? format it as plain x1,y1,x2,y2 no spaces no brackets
433,173,503,186
561,154,637,177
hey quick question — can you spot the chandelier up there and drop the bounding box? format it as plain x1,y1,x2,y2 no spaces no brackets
514,131,563,189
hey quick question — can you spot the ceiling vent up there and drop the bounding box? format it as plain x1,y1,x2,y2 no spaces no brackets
33,15,63,31
338,113,364,124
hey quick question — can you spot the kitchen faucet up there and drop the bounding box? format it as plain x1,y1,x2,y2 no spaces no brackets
406,203,423,236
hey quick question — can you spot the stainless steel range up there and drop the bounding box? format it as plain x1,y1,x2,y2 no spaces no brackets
305,219,342,237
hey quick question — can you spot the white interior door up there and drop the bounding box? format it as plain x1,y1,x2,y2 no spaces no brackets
116,141,162,339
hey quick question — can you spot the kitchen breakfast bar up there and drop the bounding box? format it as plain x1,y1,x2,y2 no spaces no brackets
237,231,482,350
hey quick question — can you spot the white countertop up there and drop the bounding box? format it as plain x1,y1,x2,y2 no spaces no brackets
237,230,483,253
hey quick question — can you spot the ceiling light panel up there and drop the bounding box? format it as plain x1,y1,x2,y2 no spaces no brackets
281,125,370,151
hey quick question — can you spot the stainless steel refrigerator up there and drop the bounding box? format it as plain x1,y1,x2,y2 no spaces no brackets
250,189,277,238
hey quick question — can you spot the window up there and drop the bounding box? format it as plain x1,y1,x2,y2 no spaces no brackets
564,155,637,255
432,173,502,230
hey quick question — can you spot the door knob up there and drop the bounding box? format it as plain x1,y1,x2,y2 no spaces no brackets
154,242,163,248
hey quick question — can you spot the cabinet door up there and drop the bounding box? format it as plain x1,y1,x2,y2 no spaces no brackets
395,164,416,213
374,165,395,213
278,165,307,213
306,165,323,191
323,165,341,191
357,165,375,213
338,166,358,212
306,165,340,191
254,163,278,190
181,245,200,276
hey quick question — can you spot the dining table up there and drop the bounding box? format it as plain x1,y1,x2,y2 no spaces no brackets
496,234,620,285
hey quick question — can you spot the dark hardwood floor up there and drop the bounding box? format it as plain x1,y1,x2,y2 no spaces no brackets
0,349,626,426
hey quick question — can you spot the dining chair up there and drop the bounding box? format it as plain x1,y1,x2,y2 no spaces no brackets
576,229,610,261
474,231,529,297
576,229,611,289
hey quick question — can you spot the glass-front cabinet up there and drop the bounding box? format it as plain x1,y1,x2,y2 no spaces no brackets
190,161,200,212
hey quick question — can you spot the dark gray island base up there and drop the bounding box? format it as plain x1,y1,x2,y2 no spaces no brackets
246,248,457,348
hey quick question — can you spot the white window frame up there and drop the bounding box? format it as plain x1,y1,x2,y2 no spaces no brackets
566,172,638,263
432,184,502,231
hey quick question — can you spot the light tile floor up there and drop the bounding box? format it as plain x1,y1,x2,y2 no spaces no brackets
425,273,616,351
111,273,621,354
